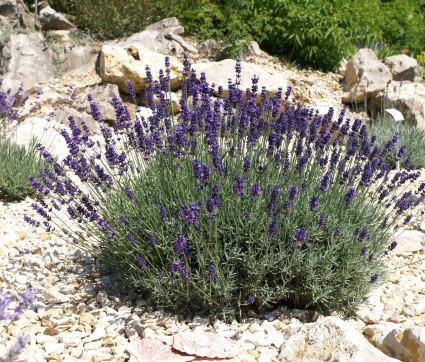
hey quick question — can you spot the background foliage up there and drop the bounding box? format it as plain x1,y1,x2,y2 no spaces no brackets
33,0,425,71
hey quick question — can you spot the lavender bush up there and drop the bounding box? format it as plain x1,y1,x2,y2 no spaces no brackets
0,288,38,362
26,57,425,318
0,83,52,201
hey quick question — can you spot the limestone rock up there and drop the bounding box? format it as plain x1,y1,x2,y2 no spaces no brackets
192,59,287,102
342,48,392,103
368,81,425,131
7,117,72,162
126,338,195,361
107,17,195,57
384,54,419,82
100,45,183,93
42,289,70,304
74,83,121,124
39,5,75,31
277,316,398,361
394,230,425,255
173,332,240,358
0,0,34,29
0,33,54,93
197,39,220,59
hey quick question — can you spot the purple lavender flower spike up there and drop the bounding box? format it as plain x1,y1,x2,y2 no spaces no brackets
170,261,192,281
160,206,168,222
233,175,246,197
292,227,308,248
174,235,190,259
388,241,397,251
360,246,367,256
208,266,216,282
135,254,149,271
247,296,255,305
370,273,379,283
344,187,356,208
309,196,319,211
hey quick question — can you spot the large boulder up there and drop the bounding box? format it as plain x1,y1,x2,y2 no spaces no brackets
107,17,197,57
278,316,398,361
0,32,54,93
364,324,425,362
100,45,183,93
342,49,392,103
7,117,70,162
192,59,287,102
0,0,34,29
384,54,420,82
74,83,121,124
38,5,75,31
368,81,425,131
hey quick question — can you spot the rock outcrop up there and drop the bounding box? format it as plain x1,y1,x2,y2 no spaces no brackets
342,48,392,103
384,54,420,82
100,45,183,93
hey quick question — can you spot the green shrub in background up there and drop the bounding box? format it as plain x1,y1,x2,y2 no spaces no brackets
30,0,425,71
417,51,425,79
27,59,424,318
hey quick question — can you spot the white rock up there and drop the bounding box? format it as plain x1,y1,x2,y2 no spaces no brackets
43,342,65,355
42,289,70,304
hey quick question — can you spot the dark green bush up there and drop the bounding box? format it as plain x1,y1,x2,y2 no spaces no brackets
27,59,423,318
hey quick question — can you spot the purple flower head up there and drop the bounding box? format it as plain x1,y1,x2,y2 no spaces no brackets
251,182,261,202
370,273,379,283
245,212,250,219
360,246,367,256
295,227,308,242
267,217,280,240
160,206,168,222
149,232,157,245
170,261,192,281
126,79,136,98
125,187,139,205
208,265,216,282
319,212,326,228
389,241,397,251
344,187,356,208
127,233,137,246
174,235,190,259
181,202,201,228
358,229,368,242
368,253,374,262
233,174,246,197
135,254,149,271
288,185,298,201
309,196,319,211
267,185,281,215
119,215,128,225
206,197,215,213
334,229,341,239
320,171,332,192
247,296,255,305
243,156,251,173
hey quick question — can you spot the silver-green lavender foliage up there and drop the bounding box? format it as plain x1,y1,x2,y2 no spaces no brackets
26,57,425,318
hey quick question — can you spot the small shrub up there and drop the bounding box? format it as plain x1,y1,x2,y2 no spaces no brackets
28,58,425,318
0,139,53,201
0,83,52,202
368,115,425,170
